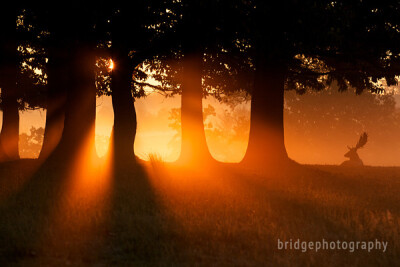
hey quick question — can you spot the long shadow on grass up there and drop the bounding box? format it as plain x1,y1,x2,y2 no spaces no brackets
100,163,181,266
214,162,399,266
0,158,180,266
0,160,73,265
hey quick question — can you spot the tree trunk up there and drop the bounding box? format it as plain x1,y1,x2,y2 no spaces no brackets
178,51,213,165
0,10,20,161
110,45,137,167
241,57,288,169
48,44,97,164
39,47,67,160
0,88,20,161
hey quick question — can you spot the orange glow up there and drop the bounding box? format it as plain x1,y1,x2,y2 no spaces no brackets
93,94,251,162
40,125,113,255
61,125,112,214
95,134,111,158
65,128,111,199
108,59,114,70
142,160,260,248
12,88,400,166
134,95,181,162
0,133,19,160
95,96,114,158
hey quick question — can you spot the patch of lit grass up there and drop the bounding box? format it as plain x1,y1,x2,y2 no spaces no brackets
1,162,400,265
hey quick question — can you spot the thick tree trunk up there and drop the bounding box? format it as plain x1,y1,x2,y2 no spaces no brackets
110,46,137,167
49,44,97,164
0,88,20,161
39,48,67,160
178,51,213,165
0,10,19,161
241,57,288,169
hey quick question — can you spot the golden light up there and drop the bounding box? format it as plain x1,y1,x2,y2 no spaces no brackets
95,96,114,158
95,134,111,158
40,125,113,255
109,59,114,70
67,129,110,195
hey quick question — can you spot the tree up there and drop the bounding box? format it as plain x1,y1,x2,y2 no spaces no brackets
235,1,400,169
146,0,252,165
38,46,67,160
93,2,170,168
38,17,66,160
179,1,246,165
41,6,99,165
109,42,137,166
0,6,64,162
106,3,154,167
0,8,20,161
142,0,213,165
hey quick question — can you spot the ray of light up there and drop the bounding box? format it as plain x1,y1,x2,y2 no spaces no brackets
37,124,113,258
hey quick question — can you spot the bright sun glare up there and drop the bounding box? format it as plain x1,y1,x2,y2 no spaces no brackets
109,59,114,70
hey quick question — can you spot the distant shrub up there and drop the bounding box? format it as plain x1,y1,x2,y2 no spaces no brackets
19,127,44,158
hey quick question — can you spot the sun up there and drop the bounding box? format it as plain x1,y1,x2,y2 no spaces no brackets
109,59,114,70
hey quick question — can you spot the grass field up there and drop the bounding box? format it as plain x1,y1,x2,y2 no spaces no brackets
0,159,400,266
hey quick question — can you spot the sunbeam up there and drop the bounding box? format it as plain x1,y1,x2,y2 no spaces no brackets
37,124,113,259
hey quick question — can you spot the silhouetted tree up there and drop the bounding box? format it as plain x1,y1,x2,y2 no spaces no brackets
92,2,172,168
32,8,67,161
38,46,67,160
0,6,50,162
41,6,99,165
106,3,155,167
141,0,212,164
109,40,137,165
0,8,20,161
0,6,62,161
146,0,253,165
235,1,400,168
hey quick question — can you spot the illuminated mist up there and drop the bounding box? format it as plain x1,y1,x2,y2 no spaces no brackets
8,87,400,166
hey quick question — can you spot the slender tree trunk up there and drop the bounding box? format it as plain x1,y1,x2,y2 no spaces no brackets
241,56,288,168
110,45,137,167
49,43,97,164
178,51,213,164
39,47,67,160
0,10,20,161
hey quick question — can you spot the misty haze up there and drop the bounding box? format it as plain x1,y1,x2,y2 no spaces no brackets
11,85,400,166
2,2,400,266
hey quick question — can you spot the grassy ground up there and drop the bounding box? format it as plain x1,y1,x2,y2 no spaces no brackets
0,159,400,266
